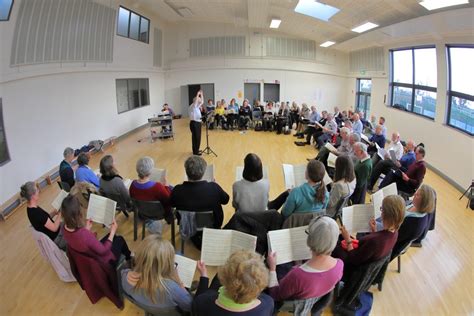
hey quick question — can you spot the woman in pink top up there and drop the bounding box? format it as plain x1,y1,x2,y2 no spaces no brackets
267,216,343,302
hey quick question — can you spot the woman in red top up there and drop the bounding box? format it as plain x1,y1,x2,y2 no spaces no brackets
129,156,173,223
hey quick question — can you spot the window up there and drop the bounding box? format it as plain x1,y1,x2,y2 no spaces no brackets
0,0,13,21
116,6,149,43
447,45,474,135
0,99,10,166
389,47,437,119
356,79,371,116
116,79,150,113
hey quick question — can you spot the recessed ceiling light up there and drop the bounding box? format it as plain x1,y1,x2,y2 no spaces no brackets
351,22,379,33
419,0,468,10
320,41,335,47
294,0,340,22
270,19,281,29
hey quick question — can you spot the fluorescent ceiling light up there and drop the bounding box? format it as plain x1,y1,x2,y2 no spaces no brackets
351,22,379,33
294,0,340,22
419,0,468,10
320,41,335,47
270,19,281,28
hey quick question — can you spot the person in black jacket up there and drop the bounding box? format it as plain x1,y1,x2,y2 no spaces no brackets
170,155,229,248
59,147,76,188
238,99,253,130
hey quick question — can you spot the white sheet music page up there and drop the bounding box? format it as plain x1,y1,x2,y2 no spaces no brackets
150,168,166,183
123,179,132,190
175,255,197,288
52,190,68,210
342,205,373,234
372,189,384,220
282,164,295,189
328,153,338,168
86,194,116,226
323,171,333,185
382,183,398,197
324,143,337,152
201,228,233,266
292,165,307,187
229,230,257,254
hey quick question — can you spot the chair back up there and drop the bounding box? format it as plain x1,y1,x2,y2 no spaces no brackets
335,254,391,308
103,191,129,211
132,199,166,220
195,211,214,230
280,291,333,316
333,195,351,219
29,226,76,282
58,181,71,192
282,212,322,229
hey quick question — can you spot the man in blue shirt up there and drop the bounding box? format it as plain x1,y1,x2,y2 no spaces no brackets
189,90,204,155
352,113,363,136
368,139,416,191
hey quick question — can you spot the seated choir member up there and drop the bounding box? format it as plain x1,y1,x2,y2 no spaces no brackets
121,235,192,314
281,160,329,218
75,152,100,188
193,250,274,315
371,132,404,167
129,156,173,223
325,155,356,218
162,103,175,117
293,103,311,136
350,142,372,204
332,195,405,279
289,102,300,129
227,98,239,130
232,153,289,213
170,155,229,248
391,184,436,255
21,181,66,250
351,113,363,136
315,113,338,149
375,116,387,138
314,127,352,166
379,146,427,194
99,155,131,207
263,102,276,131
238,99,252,130
214,101,226,128
366,124,386,157
368,139,416,192
275,102,290,134
59,147,76,188
267,216,343,303
61,195,131,265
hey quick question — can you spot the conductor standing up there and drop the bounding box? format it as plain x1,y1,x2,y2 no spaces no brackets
189,90,204,155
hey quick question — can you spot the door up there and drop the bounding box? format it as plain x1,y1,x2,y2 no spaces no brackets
187,84,215,105
264,83,280,103
244,83,260,105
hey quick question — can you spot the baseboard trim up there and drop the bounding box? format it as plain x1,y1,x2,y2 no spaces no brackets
425,161,466,194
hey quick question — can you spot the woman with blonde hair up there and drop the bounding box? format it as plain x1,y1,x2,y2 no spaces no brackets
121,235,192,314
193,250,273,315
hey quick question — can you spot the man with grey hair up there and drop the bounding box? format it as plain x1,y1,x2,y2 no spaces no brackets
59,147,76,188
315,113,338,149
171,155,229,249
314,127,353,168
351,142,372,204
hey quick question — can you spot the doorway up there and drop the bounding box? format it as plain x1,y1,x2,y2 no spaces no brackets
244,83,261,106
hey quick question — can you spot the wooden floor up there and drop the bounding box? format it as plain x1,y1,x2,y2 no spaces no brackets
1,119,472,315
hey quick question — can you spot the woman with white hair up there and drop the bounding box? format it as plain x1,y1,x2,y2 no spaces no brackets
129,156,172,223
267,216,343,301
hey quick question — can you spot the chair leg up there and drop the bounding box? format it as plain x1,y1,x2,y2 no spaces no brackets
171,219,175,248
133,210,138,241
397,256,401,273
181,238,185,255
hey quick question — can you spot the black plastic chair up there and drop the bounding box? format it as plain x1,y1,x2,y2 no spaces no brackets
132,199,175,246
58,181,71,192
177,210,214,254
280,290,333,316
332,194,351,219
102,191,131,218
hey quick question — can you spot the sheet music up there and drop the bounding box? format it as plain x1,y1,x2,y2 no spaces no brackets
371,190,384,220
327,153,338,168
201,229,256,266
267,226,312,265
150,168,166,183
324,142,337,153
51,190,68,210
382,183,398,197
282,164,295,189
122,179,132,190
174,255,197,288
184,165,214,182
389,150,397,163
342,205,374,234
323,171,333,185
235,166,269,181
376,143,387,159
86,194,116,227
361,134,369,143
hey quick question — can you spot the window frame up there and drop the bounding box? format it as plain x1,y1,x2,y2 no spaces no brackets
446,44,474,136
0,0,13,22
356,78,372,116
116,78,151,114
116,6,150,44
389,45,437,120
0,99,11,166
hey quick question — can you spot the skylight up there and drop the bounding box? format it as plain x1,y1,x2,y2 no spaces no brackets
351,22,379,33
270,19,281,29
320,41,335,47
419,0,469,11
294,0,340,22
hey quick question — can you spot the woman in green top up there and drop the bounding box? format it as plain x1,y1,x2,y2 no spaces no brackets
282,160,329,218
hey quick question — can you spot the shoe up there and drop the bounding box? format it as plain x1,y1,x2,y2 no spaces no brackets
293,133,301,137
297,135,304,139
194,152,202,156
410,242,422,248
295,142,307,146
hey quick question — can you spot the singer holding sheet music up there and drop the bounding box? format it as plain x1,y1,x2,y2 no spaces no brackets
189,90,204,155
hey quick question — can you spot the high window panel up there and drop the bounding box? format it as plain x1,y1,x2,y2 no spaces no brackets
389,47,437,119
116,6,149,44
116,78,150,114
447,45,474,135
356,79,372,117
0,99,10,166
0,0,14,21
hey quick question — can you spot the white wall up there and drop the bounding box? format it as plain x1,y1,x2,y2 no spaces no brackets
346,35,474,190
0,0,166,204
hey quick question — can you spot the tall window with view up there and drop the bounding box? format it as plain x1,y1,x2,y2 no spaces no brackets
0,98,11,166
447,45,474,135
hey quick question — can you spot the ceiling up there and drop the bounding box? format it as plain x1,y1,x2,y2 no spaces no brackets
135,0,474,48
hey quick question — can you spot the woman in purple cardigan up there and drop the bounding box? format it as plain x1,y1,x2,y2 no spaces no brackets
267,216,343,303
61,195,131,308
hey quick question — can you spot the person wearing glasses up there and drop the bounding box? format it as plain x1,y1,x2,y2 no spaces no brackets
332,195,405,279
121,235,192,315
266,216,343,304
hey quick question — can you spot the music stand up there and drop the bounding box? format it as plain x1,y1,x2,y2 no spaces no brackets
459,180,473,209
200,111,217,157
